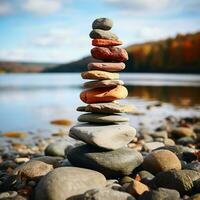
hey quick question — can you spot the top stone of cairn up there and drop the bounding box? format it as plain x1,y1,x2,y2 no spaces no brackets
92,18,113,30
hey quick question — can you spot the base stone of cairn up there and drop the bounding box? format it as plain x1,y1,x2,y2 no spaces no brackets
67,17,143,178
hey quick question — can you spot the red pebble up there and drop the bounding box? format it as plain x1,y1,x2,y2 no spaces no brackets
91,47,128,62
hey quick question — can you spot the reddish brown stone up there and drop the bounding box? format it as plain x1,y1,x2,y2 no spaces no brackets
81,70,119,80
84,80,124,88
80,85,128,104
88,62,125,72
91,47,128,62
92,39,122,47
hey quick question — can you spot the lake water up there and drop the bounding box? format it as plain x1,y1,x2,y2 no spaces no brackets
0,73,200,134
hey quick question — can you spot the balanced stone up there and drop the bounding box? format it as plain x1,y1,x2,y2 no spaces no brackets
80,85,128,104
69,124,136,150
77,102,138,114
88,62,125,72
92,18,113,30
91,47,128,62
78,113,128,123
90,29,118,40
84,80,124,88
92,39,122,47
67,145,143,178
81,70,119,80
35,167,107,200
143,150,181,174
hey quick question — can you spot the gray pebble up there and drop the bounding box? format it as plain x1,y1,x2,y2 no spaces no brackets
92,18,113,30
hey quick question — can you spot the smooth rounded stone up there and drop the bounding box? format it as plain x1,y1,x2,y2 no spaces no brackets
80,85,128,104
32,156,63,167
120,176,134,185
143,142,165,152
14,195,28,200
92,39,122,47
189,193,200,200
163,138,175,146
84,80,124,89
35,167,106,200
177,137,196,145
154,145,195,159
149,131,168,139
90,29,118,40
78,187,136,200
69,124,136,150
143,150,181,174
88,62,125,72
185,162,200,173
142,135,153,143
138,187,180,200
139,170,155,182
127,180,149,197
67,145,143,178
13,160,53,181
91,47,128,62
77,102,138,114
81,70,119,80
0,191,17,199
92,18,113,30
153,170,200,194
78,113,128,124
171,127,196,138
45,140,74,157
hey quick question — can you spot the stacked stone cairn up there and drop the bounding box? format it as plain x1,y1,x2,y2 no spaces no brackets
67,18,143,178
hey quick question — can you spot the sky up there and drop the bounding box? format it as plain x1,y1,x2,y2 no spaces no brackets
0,0,200,63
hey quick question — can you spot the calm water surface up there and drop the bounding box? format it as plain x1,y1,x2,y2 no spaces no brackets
0,73,200,133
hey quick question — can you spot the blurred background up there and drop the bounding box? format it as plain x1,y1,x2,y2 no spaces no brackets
0,0,200,134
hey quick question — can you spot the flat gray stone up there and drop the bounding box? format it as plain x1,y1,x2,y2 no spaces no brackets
92,18,113,30
45,140,74,157
77,102,138,114
67,145,143,178
78,113,128,124
35,167,107,200
69,124,136,150
78,187,136,200
90,29,118,40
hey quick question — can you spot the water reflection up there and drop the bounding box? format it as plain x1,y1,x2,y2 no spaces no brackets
127,85,200,107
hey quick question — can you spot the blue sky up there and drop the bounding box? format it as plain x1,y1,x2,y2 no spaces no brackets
0,0,200,63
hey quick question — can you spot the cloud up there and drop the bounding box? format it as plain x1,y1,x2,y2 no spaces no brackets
0,48,27,61
104,0,200,15
20,0,63,15
0,1,13,15
33,28,70,47
32,27,89,48
105,0,171,11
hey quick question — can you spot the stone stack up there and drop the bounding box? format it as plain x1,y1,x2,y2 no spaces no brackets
67,18,143,178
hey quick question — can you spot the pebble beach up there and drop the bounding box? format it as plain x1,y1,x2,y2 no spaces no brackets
0,18,200,200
